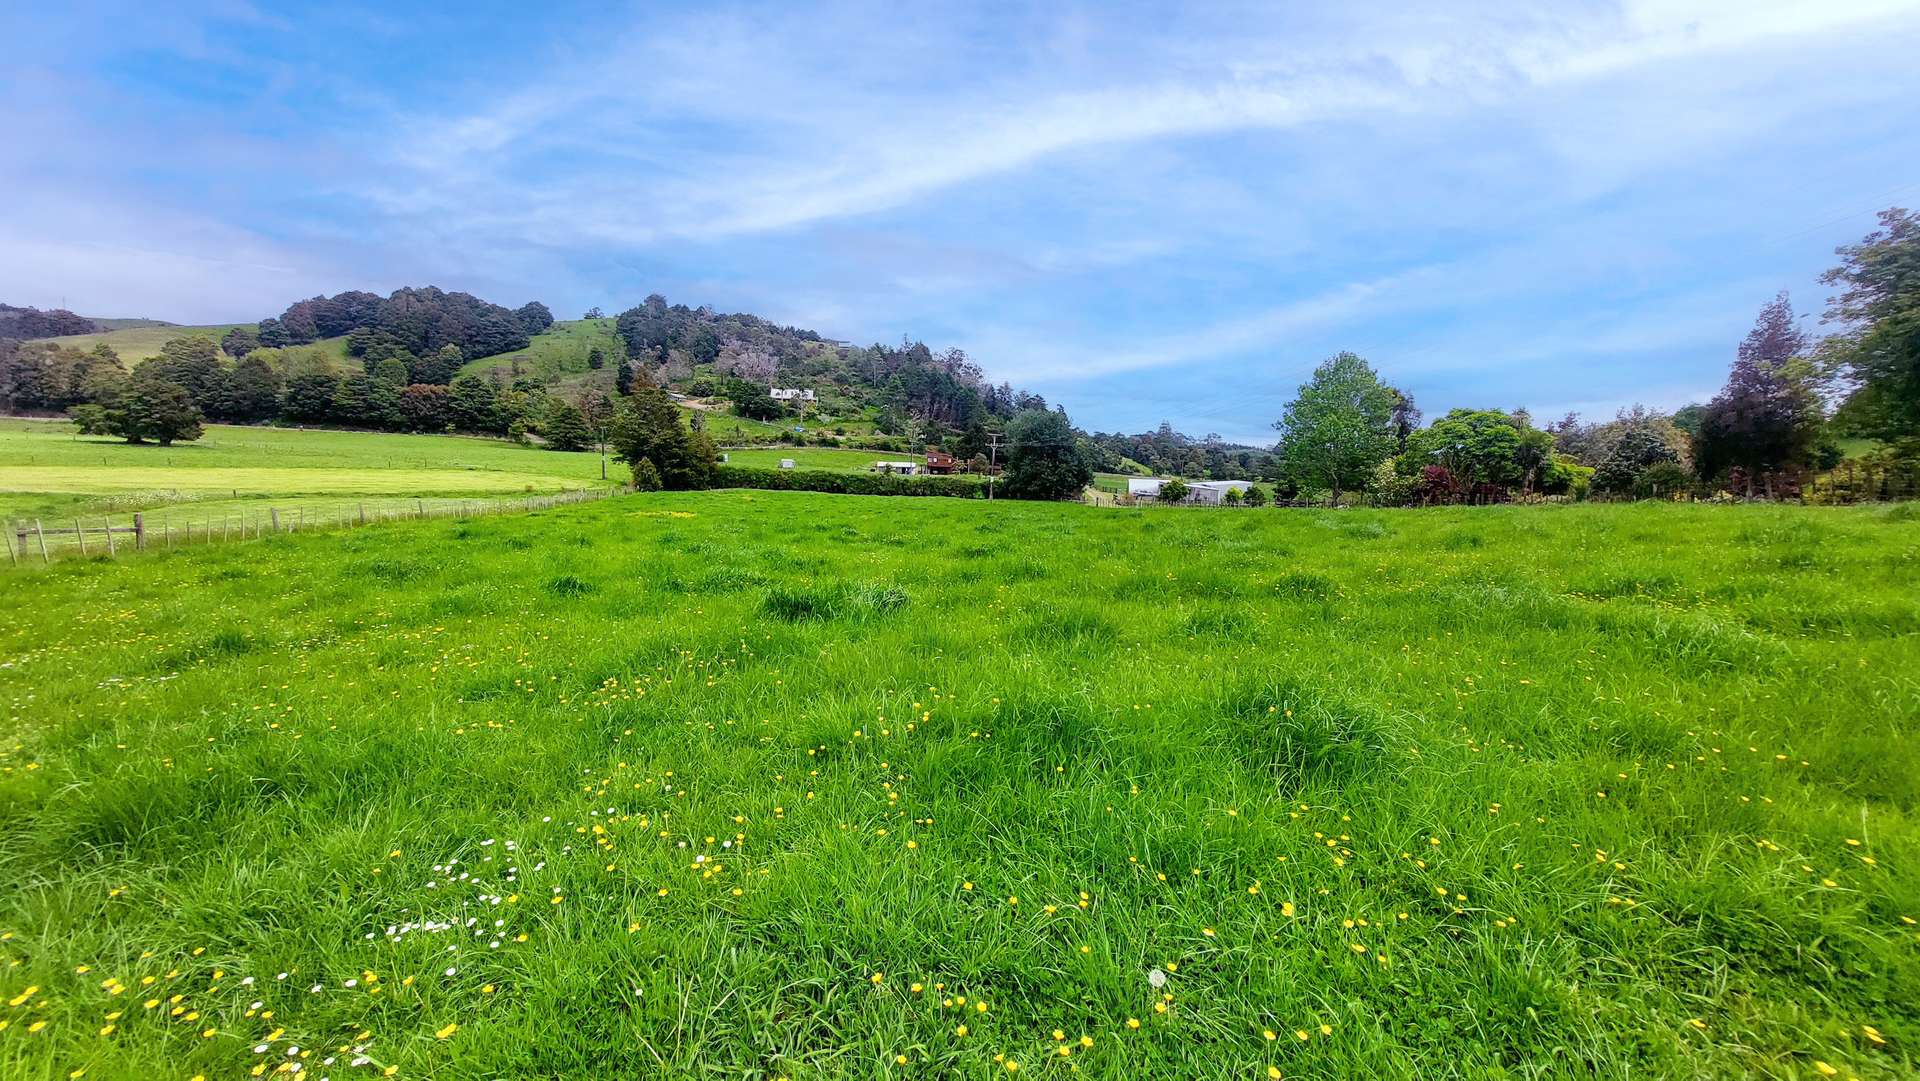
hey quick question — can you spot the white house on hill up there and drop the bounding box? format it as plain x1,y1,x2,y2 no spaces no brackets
770,388,815,402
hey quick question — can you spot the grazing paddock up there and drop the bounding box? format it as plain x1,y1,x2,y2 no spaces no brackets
1,496,1915,1079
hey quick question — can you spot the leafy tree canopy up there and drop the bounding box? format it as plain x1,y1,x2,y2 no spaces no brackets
1274,352,1401,504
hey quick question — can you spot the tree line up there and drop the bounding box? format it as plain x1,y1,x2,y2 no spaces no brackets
1267,209,1920,505
5,207,1911,504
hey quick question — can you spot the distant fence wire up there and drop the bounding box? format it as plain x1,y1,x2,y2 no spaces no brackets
4,488,613,568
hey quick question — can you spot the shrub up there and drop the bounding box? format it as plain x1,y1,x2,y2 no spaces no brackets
1366,459,1416,506
709,465,985,498
1158,478,1190,503
631,459,663,491
1243,485,1269,507
1635,460,1694,500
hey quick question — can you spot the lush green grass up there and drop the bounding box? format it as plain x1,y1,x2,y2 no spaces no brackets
0,421,616,552
2,498,1917,1079
458,319,625,383
0,420,610,482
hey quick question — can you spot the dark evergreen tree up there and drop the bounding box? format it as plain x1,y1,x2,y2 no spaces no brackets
107,370,203,445
542,401,591,451
1693,292,1823,488
448,374,500,431
1003,408,1092,500
609,376,715,489
282,371,341,423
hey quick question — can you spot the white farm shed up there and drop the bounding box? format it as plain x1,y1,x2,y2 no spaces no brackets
1128,478,1252,505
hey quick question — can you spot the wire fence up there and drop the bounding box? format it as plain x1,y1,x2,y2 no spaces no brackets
4,488,615,567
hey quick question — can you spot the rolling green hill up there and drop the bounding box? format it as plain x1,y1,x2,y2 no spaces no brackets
26,323,359,370
458,318,625,383
30,323,255,363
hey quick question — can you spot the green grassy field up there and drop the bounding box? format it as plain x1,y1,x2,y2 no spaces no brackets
2,496,1916,1079
722,448,931,473
0,421,615,552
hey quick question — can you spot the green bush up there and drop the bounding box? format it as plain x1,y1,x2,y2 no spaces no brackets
710,465,985,498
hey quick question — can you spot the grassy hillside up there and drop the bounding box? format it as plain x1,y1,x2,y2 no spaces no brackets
458,318,624,383
25,324,357,370
2,497,1916,1078
28,323,254,363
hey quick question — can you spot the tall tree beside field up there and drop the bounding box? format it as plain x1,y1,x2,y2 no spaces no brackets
1693,293,1824,488
227,356,281,422
1003,408,1094,500
107,370,202,445
1274,352,1399,505
146,337,230,417
610,378,716,490
542,401,591,451
282,371,341,423
1820,207,1920,442
448,374,500,432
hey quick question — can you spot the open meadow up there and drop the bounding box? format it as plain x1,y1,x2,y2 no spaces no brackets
0,421,614,553
2,495,1917,1079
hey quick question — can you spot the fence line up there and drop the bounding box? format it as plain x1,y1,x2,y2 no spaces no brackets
4,488,615,567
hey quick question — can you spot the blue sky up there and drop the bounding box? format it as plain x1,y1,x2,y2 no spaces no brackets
4,1,1918,443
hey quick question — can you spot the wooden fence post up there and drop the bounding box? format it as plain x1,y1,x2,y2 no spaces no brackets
358,503,367,525
35,520,50,563
104,517,115,556
270,507,280,532
134,513,145,550
74,519,86,556
4,521,15,566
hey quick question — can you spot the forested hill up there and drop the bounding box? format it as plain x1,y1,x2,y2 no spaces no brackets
0,303,97,338
6,284,1266,473
608,292,1051,435
249,287,555,363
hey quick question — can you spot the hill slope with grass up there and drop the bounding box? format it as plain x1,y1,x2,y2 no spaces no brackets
2,498,1916,1078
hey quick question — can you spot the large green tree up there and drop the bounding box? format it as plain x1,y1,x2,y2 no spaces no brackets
1003,408,1092,500
609,379,716,490
1273,352,1399,505
1821,207,1920,442
1406,409,1524,492
107,371,203,445
542,400,591,452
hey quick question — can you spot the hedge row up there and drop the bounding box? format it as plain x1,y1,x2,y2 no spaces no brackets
709,465,987,498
